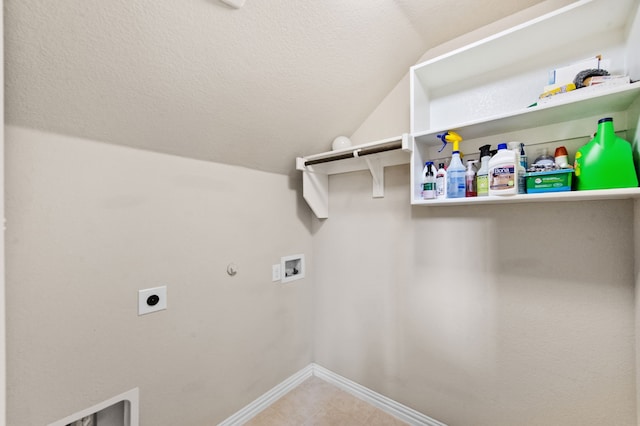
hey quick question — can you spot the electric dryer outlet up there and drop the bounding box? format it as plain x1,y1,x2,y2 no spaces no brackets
138,286,167,315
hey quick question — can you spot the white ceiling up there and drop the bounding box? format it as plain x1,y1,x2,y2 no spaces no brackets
6,0,546,175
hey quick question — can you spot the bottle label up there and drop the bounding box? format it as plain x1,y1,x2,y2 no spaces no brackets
490,165,515,190
447,170,466,198
436,176,446,198
477,175,488,195
422,182,435,199
518,173,526,194
465,174,477,197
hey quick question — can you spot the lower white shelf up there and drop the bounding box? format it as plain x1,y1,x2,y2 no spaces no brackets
412,187,640,206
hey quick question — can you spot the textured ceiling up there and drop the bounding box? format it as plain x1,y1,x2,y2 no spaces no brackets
6,0,546,174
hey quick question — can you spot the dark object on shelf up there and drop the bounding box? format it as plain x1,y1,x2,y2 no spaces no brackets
574,68,610,88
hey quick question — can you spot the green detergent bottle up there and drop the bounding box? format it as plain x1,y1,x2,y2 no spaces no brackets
574,117,638,190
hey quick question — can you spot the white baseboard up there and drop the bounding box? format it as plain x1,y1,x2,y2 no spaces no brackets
311,363,446,426
217,364,314,426
217,363,446,426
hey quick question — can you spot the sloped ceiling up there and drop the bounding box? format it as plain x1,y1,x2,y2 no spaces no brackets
5,0,545,175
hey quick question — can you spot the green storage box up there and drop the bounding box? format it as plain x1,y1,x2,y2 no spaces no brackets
524,169,573,193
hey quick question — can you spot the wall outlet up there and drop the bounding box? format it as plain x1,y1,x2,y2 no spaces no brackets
272,264,281,282
138,286,167,315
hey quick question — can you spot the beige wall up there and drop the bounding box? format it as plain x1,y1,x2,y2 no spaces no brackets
632,99,640,425
636,199,640,425
313,165,636,425
350,74,410,146
5,126,314,425
0,1,6,423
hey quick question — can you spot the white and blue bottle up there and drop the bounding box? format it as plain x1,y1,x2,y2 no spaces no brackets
446,150,466,198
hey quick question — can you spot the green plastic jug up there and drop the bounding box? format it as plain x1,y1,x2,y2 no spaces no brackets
574,117,638,190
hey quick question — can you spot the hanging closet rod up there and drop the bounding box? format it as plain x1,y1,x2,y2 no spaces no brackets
304,140,403,167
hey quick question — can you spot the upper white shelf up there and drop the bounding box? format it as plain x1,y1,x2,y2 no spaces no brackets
409,0,640,136
413,81,640,145
296,134,410,176
411,0,635,91
297,134,411,218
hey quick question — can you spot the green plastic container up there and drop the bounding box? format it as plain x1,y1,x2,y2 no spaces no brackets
524,168,573,193
574,117,638,190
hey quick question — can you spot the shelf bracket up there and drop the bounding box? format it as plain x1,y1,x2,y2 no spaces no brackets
364,156,385,198
301,169,329,219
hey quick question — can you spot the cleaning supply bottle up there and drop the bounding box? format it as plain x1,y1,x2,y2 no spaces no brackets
508,142,527,194
554,146,569,168
489,143,518,195
465,160,477,197
476,144,491,197
519,143,528,170
435,162,447,199
421,161,436,200
447,150,466,198
519,143,528,193
574,117,639,190
437,131,465,198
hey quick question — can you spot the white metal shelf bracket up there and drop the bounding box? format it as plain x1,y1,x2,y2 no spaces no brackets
364,156,385,198
301,169,329,219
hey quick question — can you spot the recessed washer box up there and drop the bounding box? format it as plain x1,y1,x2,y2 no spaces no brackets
281,254,305,283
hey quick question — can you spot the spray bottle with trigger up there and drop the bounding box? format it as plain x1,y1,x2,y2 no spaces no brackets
437,131,466,199
476,144,492,197
465,160,478,197
435,162,447,199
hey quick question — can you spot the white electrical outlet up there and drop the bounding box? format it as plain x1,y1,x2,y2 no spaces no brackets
138,286,167,315
272,264,281,282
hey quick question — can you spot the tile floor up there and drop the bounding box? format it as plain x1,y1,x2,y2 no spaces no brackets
244,376,409,426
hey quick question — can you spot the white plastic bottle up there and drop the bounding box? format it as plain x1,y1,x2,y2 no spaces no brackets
489,143,518,196
435,162,447,199
476,144,491,197
421,161,436,200
446,149,466,198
